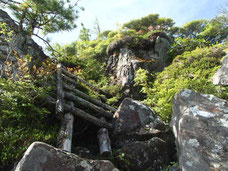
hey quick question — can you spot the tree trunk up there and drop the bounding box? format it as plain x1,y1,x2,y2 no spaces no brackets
64,92,114,119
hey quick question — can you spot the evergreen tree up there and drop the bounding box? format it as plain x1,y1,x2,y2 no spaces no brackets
0,0,83,36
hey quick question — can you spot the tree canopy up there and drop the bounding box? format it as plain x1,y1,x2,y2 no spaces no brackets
122,14,175,33
0,0,82,36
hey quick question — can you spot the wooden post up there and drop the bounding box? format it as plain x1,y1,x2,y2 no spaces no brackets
98,128,112,157
57,102,74,152
56,63,64,119
98,118,112,156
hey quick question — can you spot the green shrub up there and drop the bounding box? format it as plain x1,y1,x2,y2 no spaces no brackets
0,78,58,170
135,44,228,122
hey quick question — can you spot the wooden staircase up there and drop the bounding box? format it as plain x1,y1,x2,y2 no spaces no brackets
55,64,115,155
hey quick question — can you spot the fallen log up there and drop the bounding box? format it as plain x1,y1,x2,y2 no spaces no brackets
56,64,64,119
64,92,113,119
64,103,113,129
63,83,116,113
62,68,113,98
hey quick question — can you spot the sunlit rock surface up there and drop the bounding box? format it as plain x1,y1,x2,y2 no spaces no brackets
171,89,228,171
14,142,119,171
113,98,165,135
213,52,228,85
105,35,170,99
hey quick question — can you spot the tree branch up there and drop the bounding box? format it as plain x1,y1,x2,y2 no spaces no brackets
33,34,59,58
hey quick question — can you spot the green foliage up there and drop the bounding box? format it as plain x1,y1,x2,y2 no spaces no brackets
98,30,111,40
181,19,208,38
1,0,81,36
123,13,175,33
201,15,228,44
0,44,58,170
79,25,91,41
0,78,58,170
168,37,209,62
0,22,13,42
135,45,228,121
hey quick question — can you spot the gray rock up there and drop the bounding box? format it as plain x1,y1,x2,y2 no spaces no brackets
171,89,228,171
114,137,171,171
154,37,170,71
14,141,119,171
0,9,48,78
113,98,165,135
213,52,228,85
105,35,170,99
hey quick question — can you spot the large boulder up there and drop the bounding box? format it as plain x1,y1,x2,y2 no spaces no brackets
113,137,172,171
14,142,119,171
213,51,228,85
113,98,165,135
105,35,170,99
171,89,228,171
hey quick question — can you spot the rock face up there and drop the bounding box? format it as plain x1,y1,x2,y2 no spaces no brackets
14,141,119,171
105,35,170,99
171,89,228,171
113,98,165,135
114,137,171,171
0,9,48,77
213,51,228,85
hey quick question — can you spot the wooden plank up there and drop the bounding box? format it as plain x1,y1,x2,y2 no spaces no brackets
62,68,113,98
64,103,113,129
56,63,64,119
64,92,114,119
63,83,116,113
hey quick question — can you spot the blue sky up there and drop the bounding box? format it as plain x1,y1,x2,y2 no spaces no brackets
40,0,227,46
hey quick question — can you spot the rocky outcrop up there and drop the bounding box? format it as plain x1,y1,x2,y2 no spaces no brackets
111,98,176,170
213,51,228,85
14,141,119,171
105,34,170,99
0,9,48,77
171,89,228,171
113,98,165,135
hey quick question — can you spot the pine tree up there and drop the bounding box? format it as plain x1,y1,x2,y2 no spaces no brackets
0,0,83,36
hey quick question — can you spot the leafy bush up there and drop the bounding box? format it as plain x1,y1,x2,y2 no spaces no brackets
0,56,58,170
135,44,228,121
0,78,58,170
168,37,209,63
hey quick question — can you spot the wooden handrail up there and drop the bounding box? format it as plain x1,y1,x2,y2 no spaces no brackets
63,83,116,113
64,92,114,119
64,103,113,129
62,68,113,98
